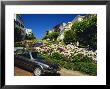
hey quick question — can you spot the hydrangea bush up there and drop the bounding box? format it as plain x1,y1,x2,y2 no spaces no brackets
35,43,97,63
34,42,97,75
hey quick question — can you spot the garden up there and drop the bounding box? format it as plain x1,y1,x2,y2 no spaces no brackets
35,14,97,75
34,42,97,76
14,14,97,76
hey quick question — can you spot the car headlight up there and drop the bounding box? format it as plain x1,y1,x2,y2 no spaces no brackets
42,64,50,69
45,65,52,69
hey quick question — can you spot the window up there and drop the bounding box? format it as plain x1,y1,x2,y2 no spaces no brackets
21,24,24,28
22,52,30,59
31,52,38,59
31,52,43,59
15,21,20,26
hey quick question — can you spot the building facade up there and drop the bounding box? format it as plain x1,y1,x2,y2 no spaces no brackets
57,15,85,41
49,23,67,33
25,28,32,36
71,15,84,23
14,14,26,41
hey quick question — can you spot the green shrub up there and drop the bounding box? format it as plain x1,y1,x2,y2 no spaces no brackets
52,59,73,70
43,53,96,75
72,53,93,63
73,62,97,75
50,52,63,60
63,30,77,45
71,53,83,62
63,61,74,70
14,43,25,47
43,32,59,41
58,60,66,66
81,55,93,63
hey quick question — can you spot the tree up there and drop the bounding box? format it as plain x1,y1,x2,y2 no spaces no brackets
25,33,36,40
71,14,97,50
43,32,59,41
63,30,76,45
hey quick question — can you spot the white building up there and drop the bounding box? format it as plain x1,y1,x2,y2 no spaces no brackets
25,28,32,36
48,30,53,33
57,22,73,41
57,15,85,41
59,22,67,31
72,15,84,23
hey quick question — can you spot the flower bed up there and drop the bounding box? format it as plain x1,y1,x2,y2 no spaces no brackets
34,42,97,75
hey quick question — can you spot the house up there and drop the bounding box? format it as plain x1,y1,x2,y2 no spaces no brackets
48,23,66,33
57,15,85,41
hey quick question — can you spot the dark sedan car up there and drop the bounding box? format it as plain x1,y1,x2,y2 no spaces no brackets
14,49,60,76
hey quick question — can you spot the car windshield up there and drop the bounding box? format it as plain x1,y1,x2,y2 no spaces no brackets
15,49,24,55
31,52,44,59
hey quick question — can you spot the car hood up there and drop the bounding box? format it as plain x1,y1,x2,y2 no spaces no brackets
34,58,58,68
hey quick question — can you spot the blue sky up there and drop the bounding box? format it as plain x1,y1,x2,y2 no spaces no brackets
21,14,86,39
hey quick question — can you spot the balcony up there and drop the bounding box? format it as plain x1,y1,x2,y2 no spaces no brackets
15,24,25,31
16,17,24,26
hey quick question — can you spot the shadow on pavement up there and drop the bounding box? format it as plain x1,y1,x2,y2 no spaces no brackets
41,72,60,76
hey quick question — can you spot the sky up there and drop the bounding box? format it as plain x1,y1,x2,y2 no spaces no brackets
21,14,86,39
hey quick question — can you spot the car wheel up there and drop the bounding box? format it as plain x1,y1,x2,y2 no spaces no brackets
33,68,42,76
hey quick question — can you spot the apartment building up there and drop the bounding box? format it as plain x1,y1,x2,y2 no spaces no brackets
57,15,85,41
14,14,26,41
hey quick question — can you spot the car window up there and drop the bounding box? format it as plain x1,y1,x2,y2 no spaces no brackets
22,52,31,59
31,52,38,59
31,52,43,59
15,49,24,55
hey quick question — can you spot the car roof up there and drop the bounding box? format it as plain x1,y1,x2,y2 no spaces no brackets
15,48,40,54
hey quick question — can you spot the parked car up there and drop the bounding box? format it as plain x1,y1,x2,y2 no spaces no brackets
14,47,24,52
32,42,43,47
14,49,60,76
